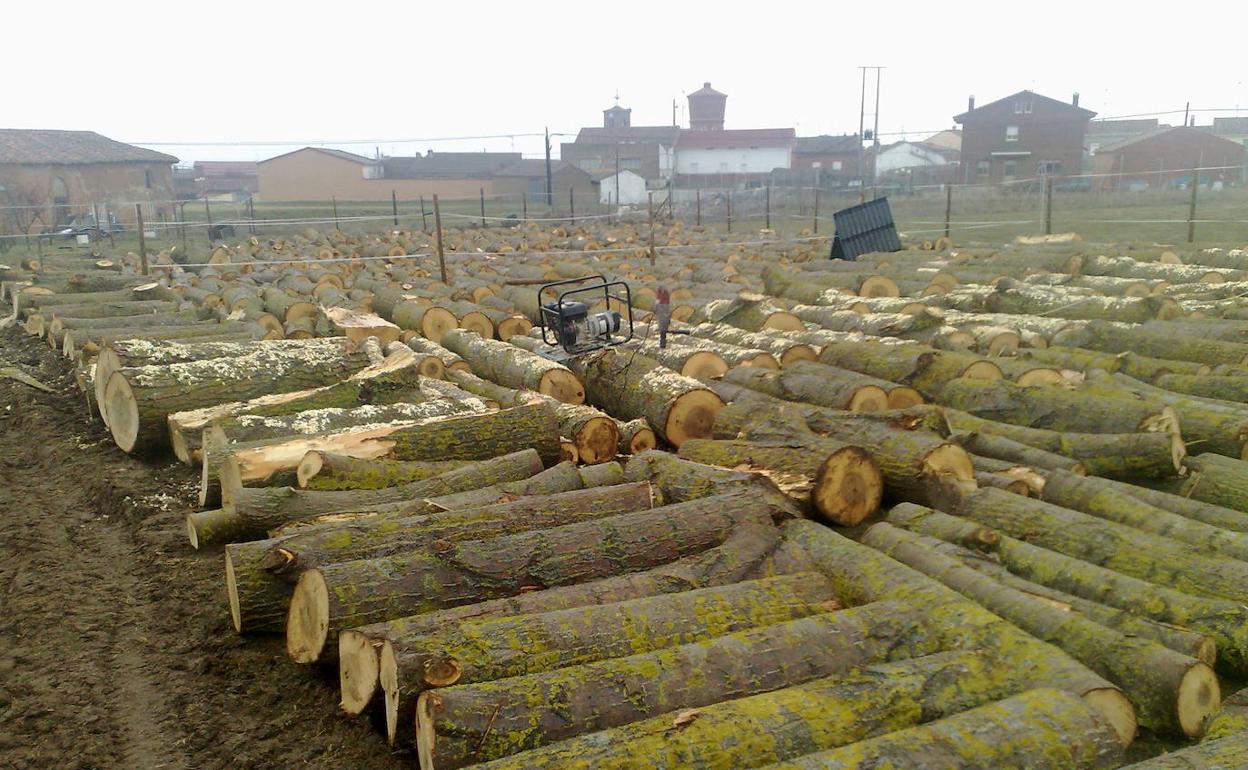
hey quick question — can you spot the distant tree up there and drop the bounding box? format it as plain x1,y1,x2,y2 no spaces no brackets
0,173,49,235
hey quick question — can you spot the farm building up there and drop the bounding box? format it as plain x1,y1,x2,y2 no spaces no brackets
489,159,595,201
1091,126,1246,189
1087,119,1162,155
956,90,1096,183
673,83,795,189
560,100,678,182
874,141,960,185
597,169,647,205
0,128,176,234
790,134,864,189
174,161,259,200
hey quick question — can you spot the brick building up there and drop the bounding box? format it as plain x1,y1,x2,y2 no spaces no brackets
955,90,1095,184
560,101,678,182
1091,127,1246,189
174,161,259,200
790,134,864,189
0,128,177,234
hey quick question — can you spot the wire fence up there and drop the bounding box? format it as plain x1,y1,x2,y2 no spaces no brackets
3,165,1247,261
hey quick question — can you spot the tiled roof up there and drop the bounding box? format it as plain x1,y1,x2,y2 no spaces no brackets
794,134,861,154
0,129,177,165
677,128,795,148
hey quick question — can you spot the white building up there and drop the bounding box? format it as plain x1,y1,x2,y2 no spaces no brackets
598,169,647,205
674,128,795,186
875,141,956,175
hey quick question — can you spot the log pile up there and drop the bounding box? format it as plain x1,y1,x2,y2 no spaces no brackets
22,225,1248,768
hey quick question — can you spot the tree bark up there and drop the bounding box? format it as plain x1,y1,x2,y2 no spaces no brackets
624,449,795,509
773,520,1136,744
685,322,819,368
440,329,584,404
1203,687,1248,742
295,453,471,490
337,518,781,721
381,573,835,744
615,417,656,455
103,338,377,453
952,431,1085,474
690,296,803,332
1104,478,1248,533
723,361,892,412
677,438,881,525
403,335,469,374
407,461,624,516
414,600,939,767
1054,320,1248,368
1154,453,1248,513
621,338,728,379
286,490,782,663
568,349,723,447
763,688,1124,770
187,448,544,548
862,523,1217,736
224,482,656,634
1113,732,1248,769
390,300,458,343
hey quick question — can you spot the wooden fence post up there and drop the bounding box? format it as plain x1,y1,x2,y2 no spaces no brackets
135,204,149,276
433,194,448,284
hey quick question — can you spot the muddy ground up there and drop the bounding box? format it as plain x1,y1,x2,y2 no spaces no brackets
0,329,404,769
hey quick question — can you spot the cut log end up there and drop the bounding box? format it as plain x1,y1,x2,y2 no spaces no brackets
417,355,445,379
1085,688,1138,746
665,389,724,448
848,384,889,412
926,444,976,491
813,446,883,526
338,630,380,715
296,451,324,488
627,427,658,454
1179,663,1221,738
575,416,619,465
102,372,140,453
415,691,439,761
538,369,586,405
224,549,243,632
681,351,729,380
286,570,330,664
779,346,818,368
886,387,925,409
961,361,1003,381
763,311,804,332
421,308,458,343
1015,368,1065,387
218,457,243,506
186,514,202,551
170,423,193,465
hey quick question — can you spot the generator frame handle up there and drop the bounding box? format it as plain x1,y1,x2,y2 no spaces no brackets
537,274,634,352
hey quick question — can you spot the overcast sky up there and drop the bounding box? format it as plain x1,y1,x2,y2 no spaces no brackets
9,0,1246,163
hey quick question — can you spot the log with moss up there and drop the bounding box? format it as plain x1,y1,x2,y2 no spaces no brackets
938,279,1181,323
402,335,469,374
378,573,835,744
1115,732,1248,769
1054,320,1248,368
187,448,544,548
404,461,624,516
286,491,781,663
567,349,723,447
615,417,656,454
816,339,1005,398
1103,477,1248,533
761,688,1125,770
715,397,974,506
623,449,797,510
413,600,941,766
685,322,819,367
337,515,782,721
951,430,1087,474
943,408,1185,478
863,522,1218,736
884,502,1248,677
722,361,894,411
477,649,1112,770
294,453,471,490
440,329,585,404
1152,453,1248,514
224,481,656,633
677,438,881,525
1202,686,1248,742
103,338,379,453
771,520,1137,744
689,295,804,332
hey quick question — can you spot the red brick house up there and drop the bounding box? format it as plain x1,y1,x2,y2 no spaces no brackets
955,90,1095,184
791,135,864,189
1091,127,1245,189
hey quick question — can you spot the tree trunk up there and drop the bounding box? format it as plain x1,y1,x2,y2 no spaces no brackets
774,520,1136,744
224,482,656,634
406,461,623,516
479,650,1108,770
34,299,181,320
285,491,781,663
882,503,1248,678
294,453,471,490
1104,478,1248,533
1054,320,1248,368
723,362,891,412
1155,453,1248,513
944,486,1248,605
403,335,469,373
440,328,584,404
677,438,881,525
568,349,723,447
764,689,1124,770
103,338,377,453
413,600,939,767
623,449,795,509
951,431,1086,474
943,409,1185,479
1114,732,1248,769
337,517,782,722
935,378,1180,436
166,349,431,464
690,296,803,332
382,572,835,744
685,322,818,368
1203,687,1248,742
390,300,458,343
615,417,656,455
862,523,1217,736
621,338,728,379
187,448,544,548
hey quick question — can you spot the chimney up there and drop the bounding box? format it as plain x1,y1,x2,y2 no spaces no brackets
1072,92,1080,108
968,95,975,112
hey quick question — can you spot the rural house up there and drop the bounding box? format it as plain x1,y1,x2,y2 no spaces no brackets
597,169,647,205
673,83,795,189
1091,126,1246,190
874,141,960,186
0,128,177,235
790,134,864,189
174,161,259,200
955,90,1095,184
560,100,679,183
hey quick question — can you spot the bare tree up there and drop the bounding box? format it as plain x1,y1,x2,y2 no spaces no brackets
0,173,49,236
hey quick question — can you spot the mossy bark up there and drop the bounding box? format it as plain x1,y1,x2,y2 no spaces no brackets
952,431,1085,474
764,688,1124,770
771,520,1135,744
297,453,471,490
1202,686,1248,742
291,491,782,662
1154,373,1248,402
1114,732,1248,768
1054,320,1248,368
225,481,656,633
936,377,1177,435
890,498,1248,676
475,650,1069,770
416,600,939,768
1158,453,1248,514
862,522,1217,736
409,460,624,515
722,361,894,411
623,449,794,509
685,322,819,367
615,417,657,454
441,329,585,404
1103,477,1248,533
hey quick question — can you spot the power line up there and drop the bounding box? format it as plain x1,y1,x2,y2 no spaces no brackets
130,132,574,148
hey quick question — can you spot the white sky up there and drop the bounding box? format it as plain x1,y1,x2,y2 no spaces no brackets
7,0,1246,164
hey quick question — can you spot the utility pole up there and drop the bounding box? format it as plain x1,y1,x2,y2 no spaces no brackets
432,194,448,284
858,66,884,202
134,204,149,276
871,67,883,199
544,126,553,210
615,148,620,211
1184,101,1191,127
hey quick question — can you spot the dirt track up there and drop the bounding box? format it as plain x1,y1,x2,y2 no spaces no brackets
0,329,403,769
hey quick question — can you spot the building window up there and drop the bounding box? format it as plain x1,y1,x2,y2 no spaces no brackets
976,160,990,176
1003,160,1018,178
831,160,843,171
1014,100,1033,114
690,162,699,173
362,164,382,179
576,158,600,171
144,169,153,188
1006,126,1019,142
1037,161,1062,176
620,158,642,171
